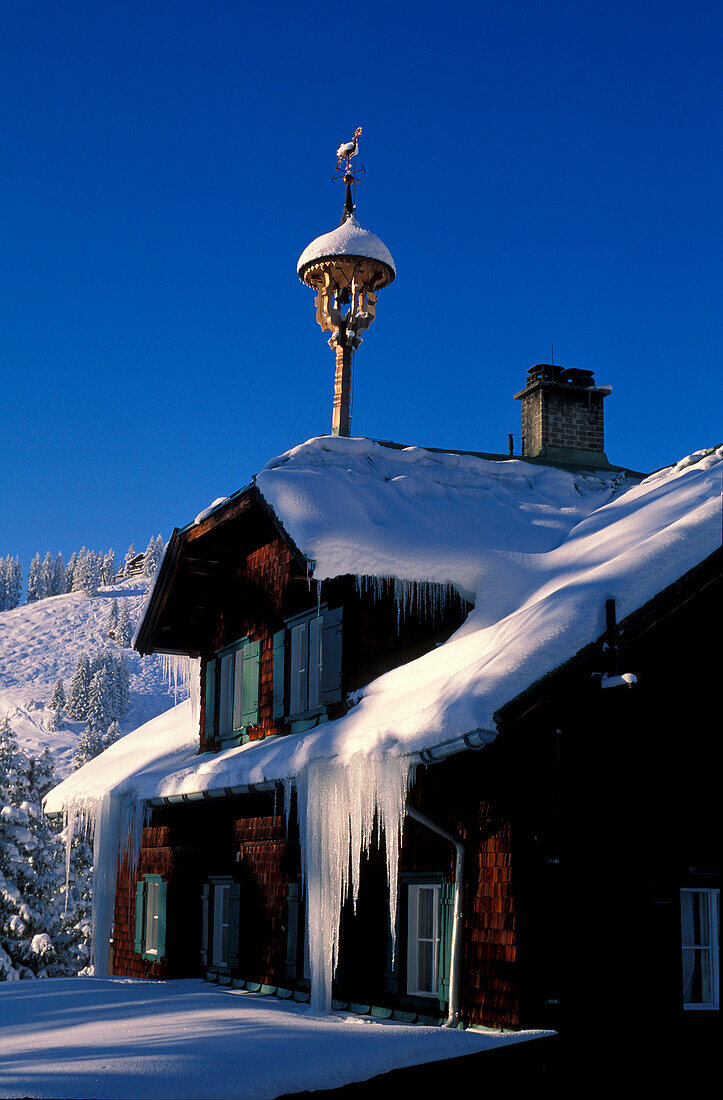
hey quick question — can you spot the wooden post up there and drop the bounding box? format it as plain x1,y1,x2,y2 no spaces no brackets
332,340,353,437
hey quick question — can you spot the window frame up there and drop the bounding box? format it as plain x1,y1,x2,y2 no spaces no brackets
202,876,240,976
204,635,260,749
273,605,343,725
406,881,442,999
680,887,720,1010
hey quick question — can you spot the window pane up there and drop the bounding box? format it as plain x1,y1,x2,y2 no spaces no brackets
418,888,435,940
145,881,158,954
417,939,435,993
213,884,230,967
308,618,322,710
232,649,245,731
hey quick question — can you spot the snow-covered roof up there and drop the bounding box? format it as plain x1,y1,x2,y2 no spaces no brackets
46,444,722,813
297,215,395,276
255,437,632,600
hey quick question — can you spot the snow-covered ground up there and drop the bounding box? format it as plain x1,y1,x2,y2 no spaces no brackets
0,578,181,778
0,978,549,1099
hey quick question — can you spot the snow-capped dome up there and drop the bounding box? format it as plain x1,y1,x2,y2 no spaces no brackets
297,215,395,278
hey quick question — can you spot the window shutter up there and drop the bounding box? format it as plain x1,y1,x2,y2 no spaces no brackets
272,630,287,719
200,884,210,965
321,606,343,705
285,883,301,978
232,648,245,731
289,622,308,715
226,883,242,970
308,617,323,710
241,640,260,728
156,880,168,960
204,658,217,742
134,880,146,955
437,881,454,1005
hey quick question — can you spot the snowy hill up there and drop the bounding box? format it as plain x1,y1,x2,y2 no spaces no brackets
0,578,182,779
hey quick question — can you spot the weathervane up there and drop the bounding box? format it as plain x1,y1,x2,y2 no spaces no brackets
297,128,395,437
335,126,362,171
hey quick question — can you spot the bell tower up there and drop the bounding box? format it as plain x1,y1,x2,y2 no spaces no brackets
297,129,395,437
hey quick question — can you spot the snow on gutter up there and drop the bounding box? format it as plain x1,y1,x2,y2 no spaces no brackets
144,727,497,807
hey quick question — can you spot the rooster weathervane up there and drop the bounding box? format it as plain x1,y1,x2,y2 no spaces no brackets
336,126,362,170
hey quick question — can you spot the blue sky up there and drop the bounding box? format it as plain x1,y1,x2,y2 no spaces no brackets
1,0,721,567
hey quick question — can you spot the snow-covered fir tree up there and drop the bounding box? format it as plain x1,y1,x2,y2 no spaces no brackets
26,554,42,603
73,549,101,597
142,535,164,585
64,656,92,721
64,551,77,593
0,719,66,979
105,598,119,639
115,601,133,648
124,544,136,575
48,679,66,731
52,552,65,597
39,552,55,599
101,548,116,586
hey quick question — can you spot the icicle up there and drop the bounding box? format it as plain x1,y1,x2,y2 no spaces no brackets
297,752,413,1015
160,654,200,735
61,791,149,977
353,575,462,628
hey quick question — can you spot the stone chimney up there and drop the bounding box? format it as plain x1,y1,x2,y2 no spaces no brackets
514,364,611,467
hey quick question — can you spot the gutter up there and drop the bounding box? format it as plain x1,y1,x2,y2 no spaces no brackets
406,805,465,1029
145,726,498,807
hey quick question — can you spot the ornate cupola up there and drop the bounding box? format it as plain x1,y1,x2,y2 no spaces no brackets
297,128,395,437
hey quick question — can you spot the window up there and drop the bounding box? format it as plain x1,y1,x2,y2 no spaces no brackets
201,878,241,973
402,876,454,1004
134,875,167,961
273,606,342,723
204,637,260,748
681,888,719,1008
407,884,441,997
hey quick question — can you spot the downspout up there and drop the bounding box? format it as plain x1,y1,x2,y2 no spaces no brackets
406,805,465,1029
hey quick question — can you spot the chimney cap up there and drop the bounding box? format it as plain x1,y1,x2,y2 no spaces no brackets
526,364,596,388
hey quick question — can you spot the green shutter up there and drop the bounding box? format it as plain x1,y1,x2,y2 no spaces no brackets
232,648,245,731
204,658,217,741
156,880,168,960
134,880,146,955
226,883,242,970
321,606,343,705
241,640,260,728
437,881,454,1004
285,883,300,978
272,630,287,719
201,883,210,965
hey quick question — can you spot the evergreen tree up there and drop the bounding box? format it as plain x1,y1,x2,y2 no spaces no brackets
73,549,100,597
105,598,119,639
26,554,42,603
0,718,66,979
39,552,55,599
52,552,65,597
8,559,21,609
0,560,6,612
124,544,136,575
64,552,77,593
142,535,164,584
65,656,92,721
101,549,116,586
116,601,133,648
86,667,113,734
48,679,66,730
